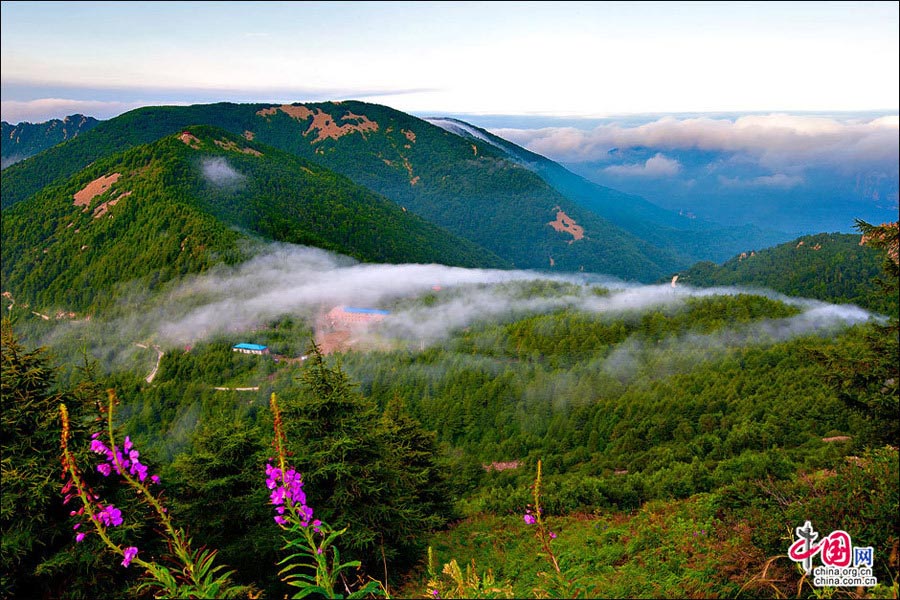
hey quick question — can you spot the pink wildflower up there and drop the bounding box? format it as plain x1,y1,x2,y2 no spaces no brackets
122,546,138,568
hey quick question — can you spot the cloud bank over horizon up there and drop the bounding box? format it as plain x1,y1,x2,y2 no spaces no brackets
491,112,898,232
492,113,900,174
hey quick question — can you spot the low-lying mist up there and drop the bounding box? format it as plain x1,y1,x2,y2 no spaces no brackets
35,242,875,376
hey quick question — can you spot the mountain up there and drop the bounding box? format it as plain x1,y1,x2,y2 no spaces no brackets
425,118,791,263
1,114,100,169
0,126,505,313
1,101,686,281
675,231,897,315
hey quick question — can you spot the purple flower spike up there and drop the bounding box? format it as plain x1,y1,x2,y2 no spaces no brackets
523,513,536,525
75,532,86,543
265,462,314,526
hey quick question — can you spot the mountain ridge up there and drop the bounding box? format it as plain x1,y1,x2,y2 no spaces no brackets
674,231,898,315
1,114,100,169
0,125,506,313
0,101,688,281
425,117,792,264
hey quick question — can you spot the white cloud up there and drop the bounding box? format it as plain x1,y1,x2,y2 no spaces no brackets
603,153,681,177
201,157,244,187
491,113,900,173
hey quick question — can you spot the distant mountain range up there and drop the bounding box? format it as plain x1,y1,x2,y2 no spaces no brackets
1,114,100,169
3,101,855,316
425,118,789,263
565,145,898,236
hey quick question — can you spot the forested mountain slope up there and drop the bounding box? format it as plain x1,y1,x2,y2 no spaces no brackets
1,101,686,281
0,126,504,313
426,117,791,263
676,231,898,315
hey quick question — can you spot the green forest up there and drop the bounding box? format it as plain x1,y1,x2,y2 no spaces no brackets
1,101,753,281
2,221,897,598
678,231,899,316
0,126,505,314
1,97,897,598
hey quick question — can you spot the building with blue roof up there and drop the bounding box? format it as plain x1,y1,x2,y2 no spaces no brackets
233,343,269,355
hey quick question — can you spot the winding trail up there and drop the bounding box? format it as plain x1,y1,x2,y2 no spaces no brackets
136,343,164,383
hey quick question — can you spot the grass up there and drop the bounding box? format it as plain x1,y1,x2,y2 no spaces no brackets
403,493,756,598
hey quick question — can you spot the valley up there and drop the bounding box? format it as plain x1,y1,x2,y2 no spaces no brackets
1,102,897,600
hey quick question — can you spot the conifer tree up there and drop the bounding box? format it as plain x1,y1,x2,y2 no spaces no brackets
279,342,450,578
1,320,93,595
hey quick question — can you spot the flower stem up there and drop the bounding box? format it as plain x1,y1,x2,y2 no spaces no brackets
59,403,151,570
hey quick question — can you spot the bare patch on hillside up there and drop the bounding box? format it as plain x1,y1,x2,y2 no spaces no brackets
256,104,379,143
310,110,378,142
179,132,201,148
93,190,131,219
256,104,314,121
316,329,352,355
243,130,255,141
547,208,584,241
214,138,263,156
73,173,120,210
401,157,420,186
402,129,416,143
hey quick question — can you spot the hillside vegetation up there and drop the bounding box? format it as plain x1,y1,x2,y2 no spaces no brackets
1,125,504,313
1,98,897,598
2,102,686,281
3,227,897,597
678,232,899,316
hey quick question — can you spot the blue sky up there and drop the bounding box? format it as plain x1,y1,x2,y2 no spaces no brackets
2,1,898,123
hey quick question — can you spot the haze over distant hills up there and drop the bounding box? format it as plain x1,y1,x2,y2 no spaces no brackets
489,112,899,235
1,114,100,168
426,117,788,263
